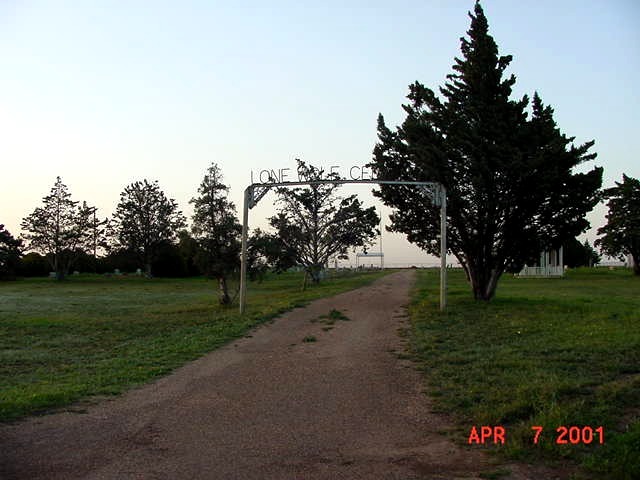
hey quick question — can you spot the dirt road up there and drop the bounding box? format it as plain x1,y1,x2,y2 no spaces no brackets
0,271,565,479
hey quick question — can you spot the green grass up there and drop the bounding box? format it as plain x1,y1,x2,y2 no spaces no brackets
311,308,351,326
0,270,389,422
479,468,511,479
409,267,640,479
324,308,350,321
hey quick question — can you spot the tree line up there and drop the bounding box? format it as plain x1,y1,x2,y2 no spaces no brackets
2,2,639,302
0,161,380,304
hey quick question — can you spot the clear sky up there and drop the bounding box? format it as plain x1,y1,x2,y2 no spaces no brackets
1,0,638,266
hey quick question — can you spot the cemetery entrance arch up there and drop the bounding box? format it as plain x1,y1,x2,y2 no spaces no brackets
239,180,447,313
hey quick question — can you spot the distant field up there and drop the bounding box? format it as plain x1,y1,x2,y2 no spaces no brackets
0,270,389,422
409,268,640,479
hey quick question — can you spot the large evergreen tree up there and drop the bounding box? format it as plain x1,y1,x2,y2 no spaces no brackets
21,177,102,280
269,160,380,285
370,2,602,300
190,163,241,304
596,174,640,275
110,179,186,278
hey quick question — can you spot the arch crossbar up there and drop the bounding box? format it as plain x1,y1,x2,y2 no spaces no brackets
239,179,447,313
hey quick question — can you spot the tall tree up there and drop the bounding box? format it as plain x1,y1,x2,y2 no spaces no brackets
247,228,297,282
110,179,186,277
269,160,380,284
370,2,602,300
596,174,640,275
0,224,22,280
563,237,601,268
582,240,601,267
21,177,102,280
190,163,241,304
86,203,109,271
177,230,202,277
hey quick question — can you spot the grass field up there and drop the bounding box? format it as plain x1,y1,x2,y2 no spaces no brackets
409,267,640,479
0,270,389,422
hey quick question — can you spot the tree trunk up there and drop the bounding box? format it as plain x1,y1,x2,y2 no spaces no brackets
484,268,502,300
53,251,65,281
469,265,503,301
218,276,230,305
55,264,66,281
633,253,640,276
63,255,74,280
309,265,321,284
145,262,153,279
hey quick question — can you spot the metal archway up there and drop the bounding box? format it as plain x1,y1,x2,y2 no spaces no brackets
239,179,447,313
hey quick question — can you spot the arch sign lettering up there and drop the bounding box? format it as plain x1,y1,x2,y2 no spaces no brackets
251,165,376,184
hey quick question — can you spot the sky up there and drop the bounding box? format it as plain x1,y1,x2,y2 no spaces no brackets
1,0,639,266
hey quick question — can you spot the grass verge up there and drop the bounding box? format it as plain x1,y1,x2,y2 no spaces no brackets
408,267,639,479
0,270,389,422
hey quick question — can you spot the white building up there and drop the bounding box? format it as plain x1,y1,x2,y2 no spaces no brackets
518,247,564,277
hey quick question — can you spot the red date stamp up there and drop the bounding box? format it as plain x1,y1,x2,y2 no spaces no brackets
468,425,604,445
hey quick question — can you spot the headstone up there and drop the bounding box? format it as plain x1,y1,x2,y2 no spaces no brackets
114,269,121,275
73,271,80,275
136,268,142,276
49,272,56,278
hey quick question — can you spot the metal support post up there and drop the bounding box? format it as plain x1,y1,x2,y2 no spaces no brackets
239,187,251,314
440,187,447,311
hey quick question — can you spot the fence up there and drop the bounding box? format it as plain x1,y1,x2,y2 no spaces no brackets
517,266,564,277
